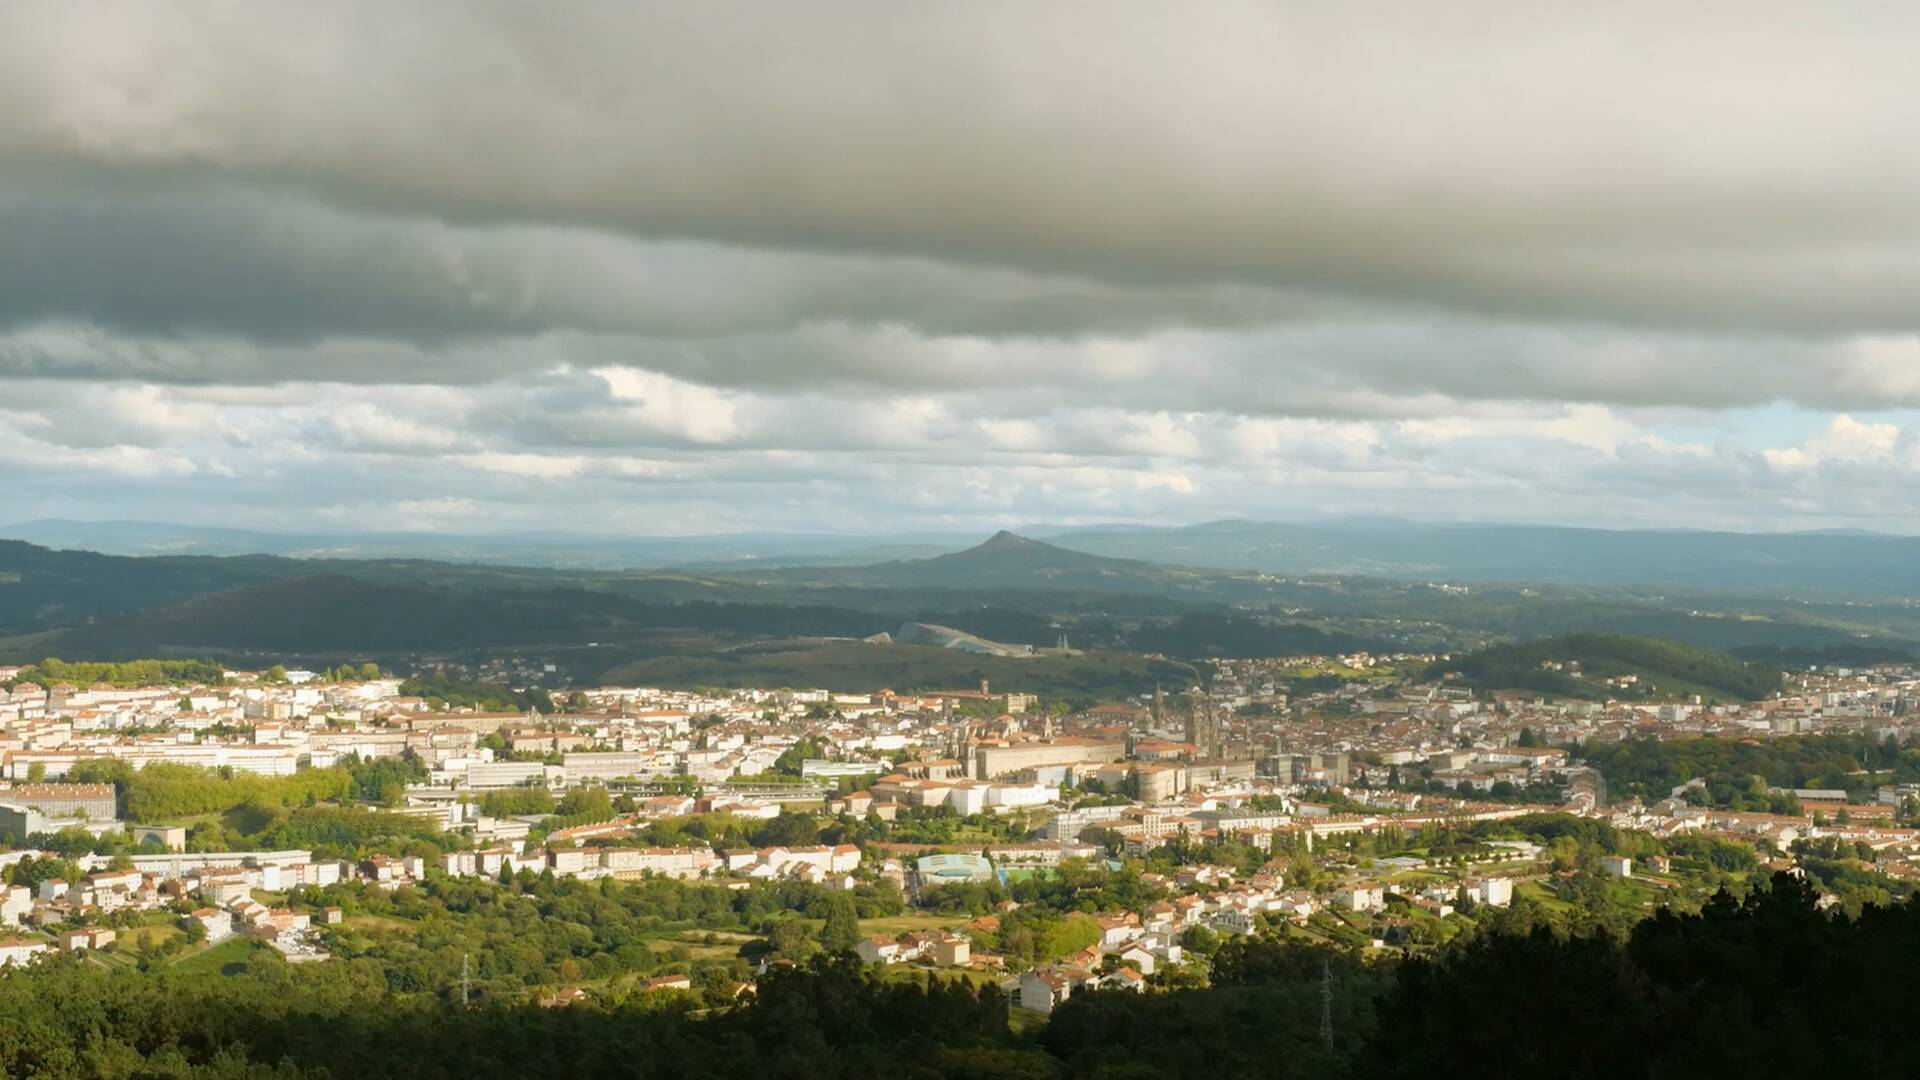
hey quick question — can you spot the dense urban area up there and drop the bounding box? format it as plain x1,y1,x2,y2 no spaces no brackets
2,641,1919,1076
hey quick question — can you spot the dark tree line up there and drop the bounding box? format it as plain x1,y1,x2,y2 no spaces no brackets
0,873,1913,1078
1578,732,1915,804
1432,633,1785,700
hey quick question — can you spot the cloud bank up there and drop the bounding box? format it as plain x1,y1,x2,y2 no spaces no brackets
3,2,1918,534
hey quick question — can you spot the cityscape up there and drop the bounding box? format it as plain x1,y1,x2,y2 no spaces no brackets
0,624,1916,1073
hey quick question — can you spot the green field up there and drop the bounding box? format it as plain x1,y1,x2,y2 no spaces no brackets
1515,881,1576,913
874,965,1005,991
1381,868,1449,886
341,914,419,934
858,914,964,936
998,868,1054,884
118,922,187,950
1008,1006,1050,1034
170,937,264,976
649,935,744,962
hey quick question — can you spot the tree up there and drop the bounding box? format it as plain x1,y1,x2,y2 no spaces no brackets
773,737,825,776
7,854,80,888
820,893,861,954
769,918,818,961
754,811,821,848
1179,924,1220,957
694,964,741,1008
25,762,45,783
555,787,613,821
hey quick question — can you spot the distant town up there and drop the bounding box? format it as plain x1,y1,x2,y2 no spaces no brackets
0,650,1914,1013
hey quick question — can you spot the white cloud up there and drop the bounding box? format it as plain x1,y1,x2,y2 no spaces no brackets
1764,414,1903,468
591,367,746,445
326,402,459,454
451,452,587,479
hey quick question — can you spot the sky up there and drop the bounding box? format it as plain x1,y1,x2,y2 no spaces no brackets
6,2,1920,536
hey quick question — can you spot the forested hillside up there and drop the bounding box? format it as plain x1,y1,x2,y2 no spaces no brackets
1577,733,1918,807
0,539,302,636
8,537,1920,678
1432,634,1785,701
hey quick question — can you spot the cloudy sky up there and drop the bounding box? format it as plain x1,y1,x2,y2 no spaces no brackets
5,2,1920,536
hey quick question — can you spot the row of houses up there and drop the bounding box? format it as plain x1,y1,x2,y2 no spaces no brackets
1017,963,1146,1012
856,930,972,967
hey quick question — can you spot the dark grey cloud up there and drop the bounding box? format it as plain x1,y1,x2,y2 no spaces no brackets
7,3,1920,331
0,183,1332,348
7,315,1914,420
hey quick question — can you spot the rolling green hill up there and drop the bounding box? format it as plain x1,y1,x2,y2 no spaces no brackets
599,640,1199,702
1431,634,1786,702
5,536,1918,678
0,539,306,635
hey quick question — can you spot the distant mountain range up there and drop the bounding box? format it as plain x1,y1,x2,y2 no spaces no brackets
0,531,1234,650
0,533,1142,663
1046,519,1920,594
12,516,1920,595
743,530,1233,595
5,527,1920,676
0,519,971,569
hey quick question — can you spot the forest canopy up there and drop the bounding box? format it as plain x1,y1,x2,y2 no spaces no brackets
0,874,1909,1078
1430,634,1785,701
